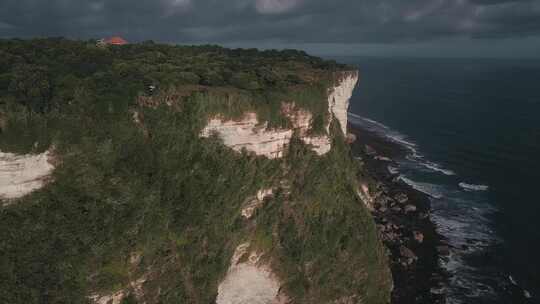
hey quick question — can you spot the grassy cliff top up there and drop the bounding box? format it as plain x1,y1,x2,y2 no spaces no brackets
0,38,355,135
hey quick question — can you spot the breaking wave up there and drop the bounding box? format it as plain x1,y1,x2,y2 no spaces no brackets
420,161,456,176
459,183,489,192
349,113,456,176
348,112,506,303
398,175,444,199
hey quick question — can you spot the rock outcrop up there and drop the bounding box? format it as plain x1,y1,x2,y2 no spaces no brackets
201,72,358,159
216,243,287,304
242,188,274,219
0,150,55,202
201,114,293,159
328,71,359,136
89,276,147,304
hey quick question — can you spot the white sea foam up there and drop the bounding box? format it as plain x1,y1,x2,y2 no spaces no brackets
387,165,399,175
349,113,455,177
363,117,390,129
459,183,489,192
348,113,510,302
421,161,456,176
398,175,444,199
386,133,417,149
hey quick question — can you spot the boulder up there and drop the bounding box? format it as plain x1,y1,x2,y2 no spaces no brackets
394,193,409,204
404,205,417,213
413,231,424,243
346,133,357,144
437,245,450,256
400,246,417,259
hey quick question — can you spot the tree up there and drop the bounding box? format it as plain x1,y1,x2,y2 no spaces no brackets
8,64,52,113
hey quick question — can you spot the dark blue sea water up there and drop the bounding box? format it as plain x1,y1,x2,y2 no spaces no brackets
339,57,540,304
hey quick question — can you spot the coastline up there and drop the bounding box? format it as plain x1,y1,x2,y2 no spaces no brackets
348,122,448,304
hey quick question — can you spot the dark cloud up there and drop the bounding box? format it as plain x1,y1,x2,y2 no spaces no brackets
1,0,540,55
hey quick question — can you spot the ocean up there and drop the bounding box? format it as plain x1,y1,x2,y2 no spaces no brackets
338,57,540,304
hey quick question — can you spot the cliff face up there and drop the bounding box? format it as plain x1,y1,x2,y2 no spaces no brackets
329,72,359,136
1,40,391,304
216,243,288,304
201,113,293,159
0,150,54,202
201,72,359,159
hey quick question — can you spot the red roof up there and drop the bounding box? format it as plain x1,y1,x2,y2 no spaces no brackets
105,36,128,45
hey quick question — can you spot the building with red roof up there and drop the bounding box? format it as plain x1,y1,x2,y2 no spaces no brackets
105,36,128,45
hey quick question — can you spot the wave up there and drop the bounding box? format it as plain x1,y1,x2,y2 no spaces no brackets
349,113,506,301
459,183,489,192
387,165,399,175
420,160,456,176
508,276,534,299
349,113,458,177
363,117,389,129
348,113,414,148
398,175,444,199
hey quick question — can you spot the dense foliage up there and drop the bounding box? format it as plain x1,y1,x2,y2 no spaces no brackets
0,39,390,304
0,38,348,136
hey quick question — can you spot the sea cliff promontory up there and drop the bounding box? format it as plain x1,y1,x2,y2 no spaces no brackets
0,39,391,304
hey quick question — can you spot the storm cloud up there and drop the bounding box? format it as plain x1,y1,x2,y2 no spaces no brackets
1,0,540,55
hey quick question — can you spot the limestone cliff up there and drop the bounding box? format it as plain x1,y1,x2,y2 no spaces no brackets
216,243,288,304
0,150,55,203
201,72,359,158
328,71,359,136
1,40,391,304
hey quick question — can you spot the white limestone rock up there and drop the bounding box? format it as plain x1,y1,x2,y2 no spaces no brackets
0,149,55,202
216,243,287,304
89,276,147,304
201,71,358,159
242,188,274,219
201,113,293,159
328,72,359,135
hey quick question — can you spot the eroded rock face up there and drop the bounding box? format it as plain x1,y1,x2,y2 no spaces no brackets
201,72,357,159
242,188,274,219
89,290,126,304
328,72,359,136
89,276,147,304
0,150,55,202
216,243,286,304
201,113,293,159
282,103,332,155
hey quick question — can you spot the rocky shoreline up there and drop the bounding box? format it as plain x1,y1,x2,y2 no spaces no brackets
348,123,449,304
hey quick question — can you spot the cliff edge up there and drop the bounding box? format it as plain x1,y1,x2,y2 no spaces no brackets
0,39,391,304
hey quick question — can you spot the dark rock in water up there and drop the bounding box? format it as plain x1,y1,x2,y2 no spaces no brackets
349,123,448,304
414,231,424,243
365,145,377,155
376,195,391,207
400,246,418,266
404,205,417,213
437,246,450,256
418,212,429,220
400,246,417,260
395,193,409,204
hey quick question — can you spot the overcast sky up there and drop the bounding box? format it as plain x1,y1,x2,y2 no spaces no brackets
1,0,540,57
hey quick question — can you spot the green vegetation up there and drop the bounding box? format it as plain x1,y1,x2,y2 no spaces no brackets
0,38,390,303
